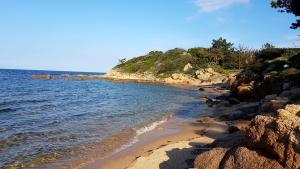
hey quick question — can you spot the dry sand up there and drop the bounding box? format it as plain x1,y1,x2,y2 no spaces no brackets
83,114,228,169
127,136,214,169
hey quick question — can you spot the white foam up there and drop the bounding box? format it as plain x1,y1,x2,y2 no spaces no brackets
112,136,139,154
111,116,172,155
135,119,168,135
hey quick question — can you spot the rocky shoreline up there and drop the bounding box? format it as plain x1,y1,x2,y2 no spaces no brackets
101,67,230,86
99,67,300,168
31,64,300,169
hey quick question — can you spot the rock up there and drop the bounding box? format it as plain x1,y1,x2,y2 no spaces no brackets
215,94,230,100
165,73,199,85
279,88,300,98
228,74,237,86
198,87,205,91
237,85,253,100
237,102,259,115
195,68,228,84
260,96,289,113
206,99,221,107
209,132,246,148
217,102,260,121
264,94,277,100
228,120,251,133
220,83,230,89
194,148,229,169
246,104,300,169
222,147,284,169
228,98,240,105
281,104,300,116
32,75,51,80
196,117,218,123
183,63,193,72
282,82,290,90
200,97,209,103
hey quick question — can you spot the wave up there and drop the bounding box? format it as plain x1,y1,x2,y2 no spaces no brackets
0,99,48,106
135,119,167,135
111,113,174,155
0,108,17,113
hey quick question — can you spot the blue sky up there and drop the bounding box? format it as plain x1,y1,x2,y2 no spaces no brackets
0,0,299,72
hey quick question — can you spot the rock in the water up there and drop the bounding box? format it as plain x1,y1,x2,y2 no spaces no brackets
32,75,51,80
228,98,240,105
198,87,205,91
206,99,221,107
200,97,209,103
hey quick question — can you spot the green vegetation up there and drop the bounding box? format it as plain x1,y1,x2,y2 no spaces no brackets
115,38,250,77
115,38,300,79
271,0,300,29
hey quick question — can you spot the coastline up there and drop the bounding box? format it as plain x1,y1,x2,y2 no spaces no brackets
84,116,228,169
99,69,229,87
79,85,229,169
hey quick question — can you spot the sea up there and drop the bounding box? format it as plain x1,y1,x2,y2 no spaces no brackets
0,69,208,169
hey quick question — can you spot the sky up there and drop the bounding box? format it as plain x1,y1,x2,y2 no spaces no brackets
0,0,299,72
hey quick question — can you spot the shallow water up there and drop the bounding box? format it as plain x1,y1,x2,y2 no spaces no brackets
0,69,206,168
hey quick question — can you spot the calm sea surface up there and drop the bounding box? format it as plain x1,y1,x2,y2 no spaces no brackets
0,69,207,168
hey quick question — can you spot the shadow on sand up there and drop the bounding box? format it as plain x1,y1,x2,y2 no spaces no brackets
158,120,228,169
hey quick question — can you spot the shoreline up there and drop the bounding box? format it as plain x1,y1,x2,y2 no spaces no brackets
84,116,228,169
79,85,229,169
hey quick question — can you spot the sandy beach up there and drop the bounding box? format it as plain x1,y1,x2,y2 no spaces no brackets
80,87,230,169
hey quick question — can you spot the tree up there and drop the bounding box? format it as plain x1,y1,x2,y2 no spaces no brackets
271,0,300,29
237,44,257,69
261,43,275,50
211,37,234,51
118,58,127,64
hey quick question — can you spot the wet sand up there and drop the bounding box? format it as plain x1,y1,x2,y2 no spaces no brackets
74,85,230,169
81,114,228,169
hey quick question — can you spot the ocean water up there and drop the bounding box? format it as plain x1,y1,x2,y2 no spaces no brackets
0,69,206,169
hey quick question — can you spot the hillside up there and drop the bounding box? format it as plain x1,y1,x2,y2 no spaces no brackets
104,38,300,86
113,47,240,78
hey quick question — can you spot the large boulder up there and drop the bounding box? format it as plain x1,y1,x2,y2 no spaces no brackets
183,63,193,72
195,68,227,84
246,104,300,169
222,147,283,169
194,148,229,169
194,133,283,169
237,84,253,100
260,95,289,113
165,73,199,85
279,88,300,98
